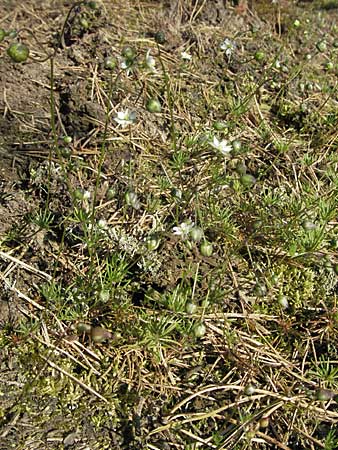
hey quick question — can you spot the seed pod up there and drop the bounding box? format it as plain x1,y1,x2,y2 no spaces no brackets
315,388,336,401
79,17,89,29
253,282,267,297
146,98,161,113
146,234,161,251
106,188,115,200
325,61,334,71
302,220,317,231
63,135,72,144
244,384,256,395
213,121,227,131
316,40,327,52
90,326,112,343
240,174,256,188
122,46,136,60
87,1,98,10
125,190,141,210
76,322,92,334
60,147,72,159
259,417,269,428
235,162,246,175
194,323,206,338
278,295,289,309
7,30,17,39
232,139,242,153
186,302,197,315
200,241,213,257
190,227,203,242
99,290,110,303
7,42,29,63
254,50,265,62
104,56,116,70
154,31,165,44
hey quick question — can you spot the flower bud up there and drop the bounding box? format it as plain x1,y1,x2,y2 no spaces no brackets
194,323,206,338
104,56,116,70
186,302,197,314
254,50,265,62
200,241,213,257
77,322,92,334
240,174,256,188
190,227,203,242
146,98,161,113
90,326,112,343
154,31,165,44
146,234,161,251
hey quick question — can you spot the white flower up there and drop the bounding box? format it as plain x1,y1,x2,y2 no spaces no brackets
181,51,192,61
114,109,136,128
220,38,236,59
145,49,157,72
210,136,232,157
173,219,194,239
120,58,134,75
83,190,91,200
120,59,128,69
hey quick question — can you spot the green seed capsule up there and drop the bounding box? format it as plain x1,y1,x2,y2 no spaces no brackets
240,174,256,188
0,28,5,42
200,241,213,257
315,388,335,401
7,43,29,63
87,1,98,9
244,384,256,395
79,17,89,29
7,29,17,39
60,147,72,159
190,227,203,242
154,31,165,44
213,121,227,131
259,417,269,428
278,295,289,309
77,322,92,334
235,162,246,175
194,323,206,338
302,220,317,231
104,56,116,70
146,234,161,251
186,302,197,314
232,139,242,153
90,326,112,343
106,188,115,200
253,282,267,297
125,191,141,210
74,188,84,200
63,135,72,144
316,40,327,52
146,98,161,113
122,46,136,60
254,50,265,62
